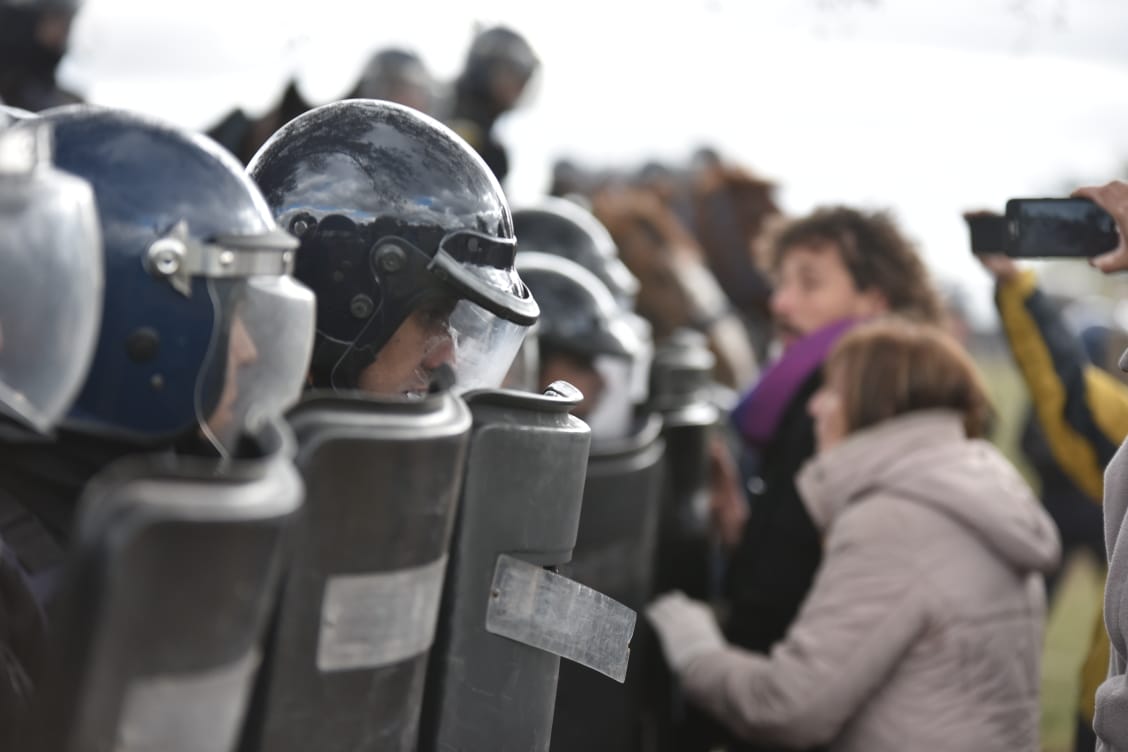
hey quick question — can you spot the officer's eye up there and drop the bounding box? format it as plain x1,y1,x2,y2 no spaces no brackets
419,297,458,328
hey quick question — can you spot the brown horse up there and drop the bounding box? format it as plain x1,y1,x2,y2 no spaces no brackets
687,160,780,331
590,187,759,390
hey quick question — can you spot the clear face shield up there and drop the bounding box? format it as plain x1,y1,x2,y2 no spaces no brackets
354,229,537,399
584,354,636,441
502,323,541,392
144,220,315,457
359,293,528,400
0,124,103,436
199,275,315,455
583,312,649,441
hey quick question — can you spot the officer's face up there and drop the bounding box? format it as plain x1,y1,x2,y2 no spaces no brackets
357,300,457,398
769,242,887,351
539,351,604,419
207,315,259,439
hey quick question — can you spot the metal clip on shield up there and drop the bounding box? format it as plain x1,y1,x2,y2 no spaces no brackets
485,554,635,682
419,383,637,752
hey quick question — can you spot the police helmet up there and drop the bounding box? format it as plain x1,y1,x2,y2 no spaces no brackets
0,121,102,436
513,197,640,307
465,26,539,82
516,253,637,362
248,99,538,396
516,252,643,437
354,48,434,114
39,105,315,455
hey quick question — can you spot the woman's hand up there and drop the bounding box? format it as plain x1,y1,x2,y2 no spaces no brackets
646,591,727,674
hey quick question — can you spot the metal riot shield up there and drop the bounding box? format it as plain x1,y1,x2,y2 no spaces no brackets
418,383,637,752
239,390,471,752
648,329,724,752
550,413,667,752
649,329,720,599
31,419,302,752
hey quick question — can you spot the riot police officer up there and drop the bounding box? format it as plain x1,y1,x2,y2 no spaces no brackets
0,105,315,749
248,98,539,397
0,0,83,112
516,252,642,436
446,26,539,186
0,117,101,742
514,198,654,435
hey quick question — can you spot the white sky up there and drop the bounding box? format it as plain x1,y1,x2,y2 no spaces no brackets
57,0,1128,327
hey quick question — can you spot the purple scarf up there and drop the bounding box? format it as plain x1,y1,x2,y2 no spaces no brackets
733,319,856,448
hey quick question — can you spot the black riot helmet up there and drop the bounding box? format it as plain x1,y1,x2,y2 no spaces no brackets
516,252,643,437
516,253,637,362
0,120,102,437
248,99,539,396
352,48,434,115
37,105,316,456
458,26,539,115
513,197,640,308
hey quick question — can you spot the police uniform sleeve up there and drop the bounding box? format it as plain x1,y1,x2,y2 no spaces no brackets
0,550,47,739
996,269,1128,503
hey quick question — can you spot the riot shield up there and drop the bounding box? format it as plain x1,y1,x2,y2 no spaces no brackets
649,329,719,599
418,383,637,752
647,330,724,752
238,390,471,752
31,419,302,752
550,414,667,752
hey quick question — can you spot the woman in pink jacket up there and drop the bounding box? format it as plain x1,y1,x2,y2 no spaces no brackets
648,317,1061,752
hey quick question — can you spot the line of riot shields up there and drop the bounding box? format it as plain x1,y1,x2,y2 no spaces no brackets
0,98,728,751
24,343,720,752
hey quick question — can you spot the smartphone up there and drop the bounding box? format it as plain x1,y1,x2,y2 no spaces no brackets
963,211,1008,254
1004,198,1119,258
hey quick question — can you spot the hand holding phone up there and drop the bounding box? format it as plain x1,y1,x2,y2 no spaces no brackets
1073,181,1128,273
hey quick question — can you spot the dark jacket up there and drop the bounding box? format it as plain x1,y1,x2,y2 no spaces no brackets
723,369,825,752
0,431,141,743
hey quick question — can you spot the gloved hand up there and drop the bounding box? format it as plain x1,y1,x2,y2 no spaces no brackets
645,591,727,674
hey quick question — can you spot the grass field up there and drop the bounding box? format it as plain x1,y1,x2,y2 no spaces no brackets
1041,553,1105,752
976,348,1108,752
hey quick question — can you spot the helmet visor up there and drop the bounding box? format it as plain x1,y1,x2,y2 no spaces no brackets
430,230,539,326
0,165,102,434
199,275,315,454
584,355,636,441
353,295,528,399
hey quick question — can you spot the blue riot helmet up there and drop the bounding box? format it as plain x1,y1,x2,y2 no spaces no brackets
37,106,315,455
0,120,101,436
248,99,538,397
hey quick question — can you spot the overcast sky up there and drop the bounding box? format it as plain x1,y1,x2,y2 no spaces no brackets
58,0,1128,326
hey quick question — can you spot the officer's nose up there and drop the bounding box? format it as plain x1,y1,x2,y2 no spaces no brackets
422,330,456,370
